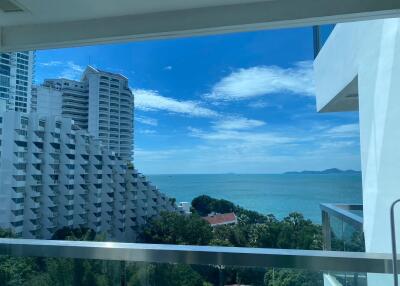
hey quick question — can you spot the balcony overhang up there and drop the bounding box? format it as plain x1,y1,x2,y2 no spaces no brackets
316,76,359,113
314,24,360,113
1,0,400,52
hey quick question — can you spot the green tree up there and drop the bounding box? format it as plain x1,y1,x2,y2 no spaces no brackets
264,269,323,286
277,213,322,250
139,212,213,245
248,222,281,248
52,227,96,241
126,263,205,286
191,195,215,216
213,225,248,247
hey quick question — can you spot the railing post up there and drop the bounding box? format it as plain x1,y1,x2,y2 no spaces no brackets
120,261,126,286
322,210,332,250
390,199,400,286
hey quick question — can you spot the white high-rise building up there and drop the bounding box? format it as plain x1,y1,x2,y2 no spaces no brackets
32,78,87,128
32,66,133,161
0,111,178,240
0,52,35,113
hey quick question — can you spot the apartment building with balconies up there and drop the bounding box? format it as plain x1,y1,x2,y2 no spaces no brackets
0,111,177,240
32,67,133,161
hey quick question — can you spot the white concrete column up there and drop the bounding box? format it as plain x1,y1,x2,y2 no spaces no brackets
315,18,400,285
357,19,400,253
356,19,400,285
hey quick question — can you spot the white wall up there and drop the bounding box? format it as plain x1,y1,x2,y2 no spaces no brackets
315,18,400,285
36,86,62,117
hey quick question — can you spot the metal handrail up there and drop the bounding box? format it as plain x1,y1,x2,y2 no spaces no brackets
0,238,396,274
320,203,363,230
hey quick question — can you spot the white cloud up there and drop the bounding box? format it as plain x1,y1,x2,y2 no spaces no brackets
135,121,361,174
39,60,85,81
318,141,356,150
133,89,219,118
135,115,158,126
135,148,192,161
205,61,314,101
213,117,266,130
139,129,157,134
188,127,293,146
39,61,63,67
248,100,270,109
60,61,85,80
325,123,359,138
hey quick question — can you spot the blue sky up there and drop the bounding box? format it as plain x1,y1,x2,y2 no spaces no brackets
35,26,361,174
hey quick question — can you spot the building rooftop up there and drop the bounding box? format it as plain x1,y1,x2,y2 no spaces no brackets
203,212,237,226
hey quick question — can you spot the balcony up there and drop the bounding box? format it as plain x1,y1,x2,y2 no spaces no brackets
64,148,76,155
49,180,59,186
30,155,42,164
29,224,41,231
31,144,44,154
15,145,28,153
47,156,60,164
14,134,27,142
63,158,74,165
30,167,41,176
30,179,43,186
12,178,26,188
10,215,24,223
44,197,57,208
15,156,26,163
30,202,40,209
33,132,44,143
14,169,26,176
30,189,41,198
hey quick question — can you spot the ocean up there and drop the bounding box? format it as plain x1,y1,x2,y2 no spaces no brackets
148,174,362,223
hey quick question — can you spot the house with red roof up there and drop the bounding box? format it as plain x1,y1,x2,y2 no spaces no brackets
203,212,237,227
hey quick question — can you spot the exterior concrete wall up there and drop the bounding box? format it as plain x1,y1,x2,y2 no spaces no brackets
33,85,63,117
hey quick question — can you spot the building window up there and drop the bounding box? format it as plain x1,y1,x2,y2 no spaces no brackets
21,117,28,127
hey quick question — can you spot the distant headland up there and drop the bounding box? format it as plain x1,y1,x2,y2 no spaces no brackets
283,168,361,175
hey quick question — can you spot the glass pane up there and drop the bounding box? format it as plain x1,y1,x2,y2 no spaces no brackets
330,215,344,251
0,253,397,285
342,223,364,252
0,19,364,261
0,256,377,286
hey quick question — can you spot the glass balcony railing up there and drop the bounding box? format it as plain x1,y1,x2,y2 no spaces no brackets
0,238,397,286
320,203,364,252
320,204,367,285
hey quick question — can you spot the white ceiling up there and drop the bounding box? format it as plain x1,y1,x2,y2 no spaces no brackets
0,0,266,26
0,0,399,52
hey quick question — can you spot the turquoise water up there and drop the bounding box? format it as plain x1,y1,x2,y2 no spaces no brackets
148,174,362,223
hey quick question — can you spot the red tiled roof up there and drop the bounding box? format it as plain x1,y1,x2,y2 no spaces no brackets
203,212,237,226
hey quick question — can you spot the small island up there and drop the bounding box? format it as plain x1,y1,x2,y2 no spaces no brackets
284,168,361,175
